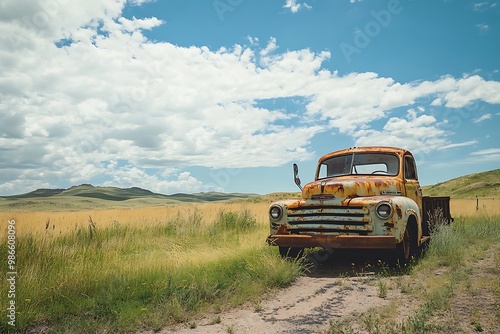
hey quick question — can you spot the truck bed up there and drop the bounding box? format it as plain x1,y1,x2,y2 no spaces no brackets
422,196,453,236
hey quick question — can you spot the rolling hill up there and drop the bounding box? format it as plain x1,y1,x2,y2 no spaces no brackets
0,184,260,211
422,169,500,198
4,184,160,201
2,184,258,202
57,184,168,201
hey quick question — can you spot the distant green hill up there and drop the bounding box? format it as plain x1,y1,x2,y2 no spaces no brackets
6,188,66,198
2,184,258,202
0,184,260,211
58,185,168,201
423,169,500,198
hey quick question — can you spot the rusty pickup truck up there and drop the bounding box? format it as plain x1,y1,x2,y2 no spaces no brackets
266,146,452,264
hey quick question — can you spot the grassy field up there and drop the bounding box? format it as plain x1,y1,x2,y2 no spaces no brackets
0,202,273,238
422,169,500,198
0,197,498,333
450,197,499,216
0,201,303,333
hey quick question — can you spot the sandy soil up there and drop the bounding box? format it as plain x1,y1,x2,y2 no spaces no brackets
167,277,386,334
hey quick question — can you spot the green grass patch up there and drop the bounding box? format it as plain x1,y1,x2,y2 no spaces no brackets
424,215,499,268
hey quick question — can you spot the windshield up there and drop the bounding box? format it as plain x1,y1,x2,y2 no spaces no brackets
317,153,399,179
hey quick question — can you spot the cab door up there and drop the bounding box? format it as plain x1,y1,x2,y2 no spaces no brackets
403,155,422,211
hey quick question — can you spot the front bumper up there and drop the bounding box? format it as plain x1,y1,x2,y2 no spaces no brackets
266,233,396,249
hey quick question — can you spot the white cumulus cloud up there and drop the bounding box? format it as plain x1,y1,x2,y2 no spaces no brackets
283,0,311,13
0,0,499,195
352,109,449,154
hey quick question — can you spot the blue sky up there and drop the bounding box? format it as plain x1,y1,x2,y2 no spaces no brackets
0,0,499,196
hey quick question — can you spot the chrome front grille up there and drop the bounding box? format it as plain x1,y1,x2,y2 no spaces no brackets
286,205,372,233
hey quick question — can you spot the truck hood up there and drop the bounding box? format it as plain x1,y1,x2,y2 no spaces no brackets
302,176,403,200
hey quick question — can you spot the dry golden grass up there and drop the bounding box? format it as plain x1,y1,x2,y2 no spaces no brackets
450,198,500,216
0,201,271,238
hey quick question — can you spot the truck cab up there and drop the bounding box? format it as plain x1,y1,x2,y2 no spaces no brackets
266,146,451,264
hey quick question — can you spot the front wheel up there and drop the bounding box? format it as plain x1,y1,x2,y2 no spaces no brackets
395,224,417,266
279,247,304,259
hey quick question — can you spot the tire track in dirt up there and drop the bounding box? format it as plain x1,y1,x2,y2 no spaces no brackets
165,276,387,334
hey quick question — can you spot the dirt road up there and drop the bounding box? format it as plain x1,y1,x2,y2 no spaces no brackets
163,251,419,334
160,248,499,334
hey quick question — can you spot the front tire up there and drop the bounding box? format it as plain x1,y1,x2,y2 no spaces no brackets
395,223,417,266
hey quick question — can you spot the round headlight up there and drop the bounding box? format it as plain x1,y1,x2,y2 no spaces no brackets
269,205,283,220
376,202,392,219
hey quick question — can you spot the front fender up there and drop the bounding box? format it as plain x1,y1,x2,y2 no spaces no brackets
347,196,420,243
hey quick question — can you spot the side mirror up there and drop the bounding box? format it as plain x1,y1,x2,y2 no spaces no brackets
293,163,303,191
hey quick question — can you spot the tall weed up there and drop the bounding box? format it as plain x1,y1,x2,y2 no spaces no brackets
211,209,257,232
